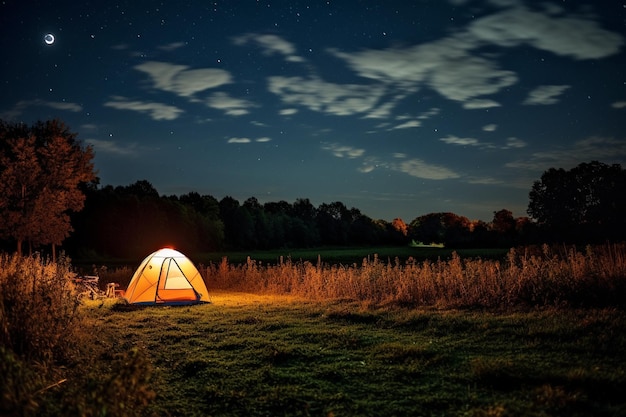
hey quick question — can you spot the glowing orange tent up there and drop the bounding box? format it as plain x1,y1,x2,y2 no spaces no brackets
124,248,210,305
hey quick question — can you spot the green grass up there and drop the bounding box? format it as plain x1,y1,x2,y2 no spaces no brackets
80,293,626,417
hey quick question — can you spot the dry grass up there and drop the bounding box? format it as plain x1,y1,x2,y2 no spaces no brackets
202,244,626,309
0,254,154,417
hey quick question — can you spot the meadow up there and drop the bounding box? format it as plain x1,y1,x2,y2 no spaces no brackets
1,244,626,416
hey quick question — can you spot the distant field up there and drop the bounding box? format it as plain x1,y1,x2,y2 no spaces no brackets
195,246,509,266
79,293,626,417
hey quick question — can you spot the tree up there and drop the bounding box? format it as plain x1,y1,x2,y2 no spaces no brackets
391,218,408,236
528,161,626,241
491,209,516,234
0,120,96,258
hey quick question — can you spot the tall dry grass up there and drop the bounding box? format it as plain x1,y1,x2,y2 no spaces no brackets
202,244,626,308
0,254,154,417
0,253,81,414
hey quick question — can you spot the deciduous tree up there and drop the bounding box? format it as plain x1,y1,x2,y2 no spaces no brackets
0,119,96,258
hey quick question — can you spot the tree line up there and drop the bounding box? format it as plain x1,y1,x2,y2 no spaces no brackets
1,119,625,259
66,179,540,258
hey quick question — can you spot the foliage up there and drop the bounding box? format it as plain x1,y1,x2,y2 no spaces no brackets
528,161,626,242
203,243,626,309
0,120,96,257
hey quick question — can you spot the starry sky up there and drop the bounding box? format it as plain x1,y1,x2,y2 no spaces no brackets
1,1,625,222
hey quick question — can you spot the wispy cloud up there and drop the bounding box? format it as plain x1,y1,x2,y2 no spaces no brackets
390,120,421,130
394,158,461,180
483,124,498,132
85,139,138,155
523,85,570,105
326,4,622,114
440,134,527,149
232,33,305,63
506,136,626,171
503,137,527,149
612,101,626,109
227,137,251,144
463,99,501,109
0,99,82,119
329,34,517,104
268,76,385,116
440,135,480,147
104,96,183,120
322,143,460,180
227,137,272,144
279,108,298,116
321,142,366,159
157,41,186,52
205,92,256,116
134,61,231,97
469,6,624,60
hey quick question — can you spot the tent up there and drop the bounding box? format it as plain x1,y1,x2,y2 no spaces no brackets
124,248,210,305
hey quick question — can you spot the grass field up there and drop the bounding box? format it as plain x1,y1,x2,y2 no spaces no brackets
77,292,626,417
3,246,626,416
194,246,509,266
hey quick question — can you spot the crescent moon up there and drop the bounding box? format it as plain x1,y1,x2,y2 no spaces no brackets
44,33,55,45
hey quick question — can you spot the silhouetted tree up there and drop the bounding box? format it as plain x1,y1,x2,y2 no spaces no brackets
528,161,626,241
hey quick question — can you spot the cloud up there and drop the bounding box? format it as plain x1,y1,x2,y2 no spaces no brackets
326,4,622,112
134,61,231,97
279,108,298,116
390,120,421,130
503,137,527,149
394,159,460,180
227,137,271,144
321,142,366,159
440,135,480,146
227,137,252,144
158,42,186,51
483,124,498,132
523,85,570,105
505,136,626,171
329,33,518,104
440,134,526,150
233,33,305,63
205,92,256,116
321,141,460,181
104,96,183,120
612,101,626,109
463,99,501,109
466,176,503,185
469,6,624,60
417,107,440,120
85,139,137,155
268,76,385,116
0,99,83,119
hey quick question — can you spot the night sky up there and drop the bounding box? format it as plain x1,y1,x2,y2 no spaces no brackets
2,1,625,222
